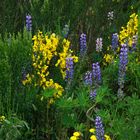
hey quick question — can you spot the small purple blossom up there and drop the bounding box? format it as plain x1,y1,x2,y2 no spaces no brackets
80,33,87,55
112,33,118,51
65,57,74,81
90,89,96,99
92,62,101,85
84,71,92,86
95,116,105,140
26,14,32,31
96,38,103,52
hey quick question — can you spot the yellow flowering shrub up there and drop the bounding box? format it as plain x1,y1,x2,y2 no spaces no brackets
103,13,138,66
22,31,78,104
119,13,138,46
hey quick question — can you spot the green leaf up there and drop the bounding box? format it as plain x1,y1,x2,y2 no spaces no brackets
42,88,57,98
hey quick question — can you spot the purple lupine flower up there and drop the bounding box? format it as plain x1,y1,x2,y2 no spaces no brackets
26,14,32,31
96,38,103,52
92,62,101,85
118,44,128,97
65,57,74,81
90,89,96,99
95,116,105,140
112,33,118,50
118,44,128,86
62,24,69,38
84,71,92,86
80,33,87,55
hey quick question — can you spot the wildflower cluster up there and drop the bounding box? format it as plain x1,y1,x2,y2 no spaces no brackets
69,128,111,140
22,32,78,104
119,13,138,47
80,33,87,55
84,62,101,100
70,131,81,140
96,38,103,52
31,32,59,88
89,116,111,140
103,33,118,66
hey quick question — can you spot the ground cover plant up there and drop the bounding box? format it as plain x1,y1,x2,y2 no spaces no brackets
0,0,140,140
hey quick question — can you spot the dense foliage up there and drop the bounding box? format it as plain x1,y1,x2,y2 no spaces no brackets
0,0,140,140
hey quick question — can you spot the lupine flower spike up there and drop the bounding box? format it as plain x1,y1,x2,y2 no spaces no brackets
66,57,74,81
95,116,105,140
112,33,118,51
26,14,32,31
118,44,128,98
84,71,92,86
90,89,97,99
96,38,103,52
80,33,87,55
92,62,101,86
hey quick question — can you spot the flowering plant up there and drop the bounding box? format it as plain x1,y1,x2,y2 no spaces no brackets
22,31,78,104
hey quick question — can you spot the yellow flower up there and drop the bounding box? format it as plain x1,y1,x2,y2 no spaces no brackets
22,80,26,85
104,134,111,140
73,131,81,137
72,55,79,63
90,135,97,140
0,116,5,122
89,128,95,133
24,31,79,104
22,74,32,85
103,54,114,65
48,98,55,104
70,136,78,140
119,13,138,46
